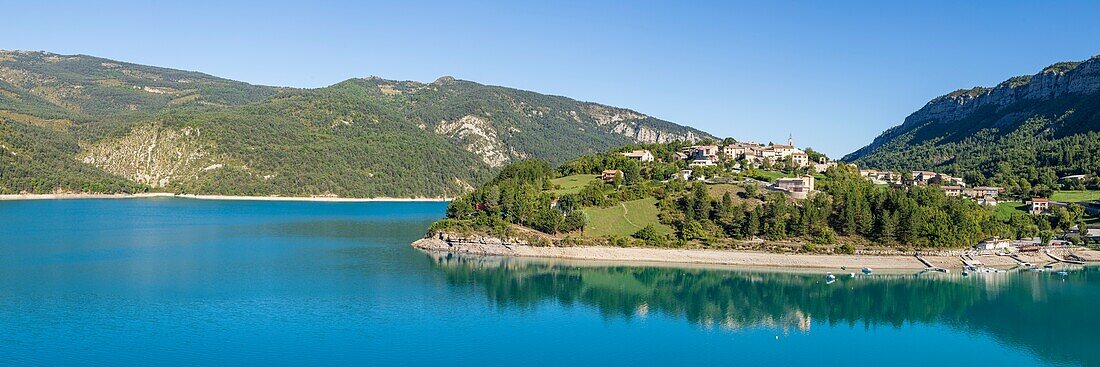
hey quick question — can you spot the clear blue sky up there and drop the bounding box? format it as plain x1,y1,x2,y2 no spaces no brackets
2,0,1098,157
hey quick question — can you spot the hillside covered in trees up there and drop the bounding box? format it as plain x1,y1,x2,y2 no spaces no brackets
844,56,1100,196
432,142,1091,250
0,50,710,197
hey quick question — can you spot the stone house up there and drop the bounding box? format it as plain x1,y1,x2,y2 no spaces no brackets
791,152,809,167
964,186,1002,198
688,145,720,160
621,150,654,162
774,176,815,199
600,169,623,183
976,237,1013,251
1029,198,1050,214
941,185,963,197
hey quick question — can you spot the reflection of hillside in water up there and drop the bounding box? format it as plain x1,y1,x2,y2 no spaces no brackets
427,254,1099,366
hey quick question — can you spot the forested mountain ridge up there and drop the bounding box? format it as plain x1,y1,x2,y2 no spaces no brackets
0,50,279,121
325,76,710,166
844,55,1100,193
0,50,711,197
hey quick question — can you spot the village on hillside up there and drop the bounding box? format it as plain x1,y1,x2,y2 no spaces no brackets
612,136,828,200
608,136,1100,251
434,132,1100,272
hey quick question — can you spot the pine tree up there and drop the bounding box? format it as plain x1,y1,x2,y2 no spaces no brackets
720,192,734,219
692,183,710,220
857,198,874,236
877,211,898,243
745,205,761,237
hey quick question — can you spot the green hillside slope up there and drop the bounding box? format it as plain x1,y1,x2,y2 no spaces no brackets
0,50,711,196
844,56,1100,194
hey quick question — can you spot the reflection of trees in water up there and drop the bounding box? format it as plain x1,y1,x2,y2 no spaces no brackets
428,254,990,331
428,254,1100,366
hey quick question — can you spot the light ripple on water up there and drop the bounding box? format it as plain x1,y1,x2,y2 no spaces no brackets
0,199,1096,366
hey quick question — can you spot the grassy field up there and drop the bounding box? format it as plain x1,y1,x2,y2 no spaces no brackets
707,183,745,199
991,199,1099,224
1049,191,1100,225
992,201,1029,221
581,197,674,238
1051,190,1100,203
551,174,598,195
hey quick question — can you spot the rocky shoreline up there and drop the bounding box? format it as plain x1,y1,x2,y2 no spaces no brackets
412,232,1100,270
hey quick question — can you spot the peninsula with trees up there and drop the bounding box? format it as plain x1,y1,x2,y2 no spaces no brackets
414,138,1100,269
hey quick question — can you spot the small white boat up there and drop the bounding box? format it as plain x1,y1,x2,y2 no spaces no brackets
825,273,837,283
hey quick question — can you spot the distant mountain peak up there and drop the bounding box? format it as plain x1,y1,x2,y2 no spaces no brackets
843,55,1100,189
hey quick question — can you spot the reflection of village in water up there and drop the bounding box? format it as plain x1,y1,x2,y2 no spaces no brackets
427,253,1098,366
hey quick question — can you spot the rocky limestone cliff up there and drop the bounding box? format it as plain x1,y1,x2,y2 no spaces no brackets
614,122,703,143
78,124,221,187
908,56,1099,128
846,55,1100,161
435,115,513,167
586,104,703,143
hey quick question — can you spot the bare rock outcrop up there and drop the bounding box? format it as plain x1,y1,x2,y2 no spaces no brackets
435,115,513,167
78,123,220,187
845,55,1100,161
907,57,1100,128
412,232,531,256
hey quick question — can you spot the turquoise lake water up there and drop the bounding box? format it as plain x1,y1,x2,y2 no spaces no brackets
0,198,1096,366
